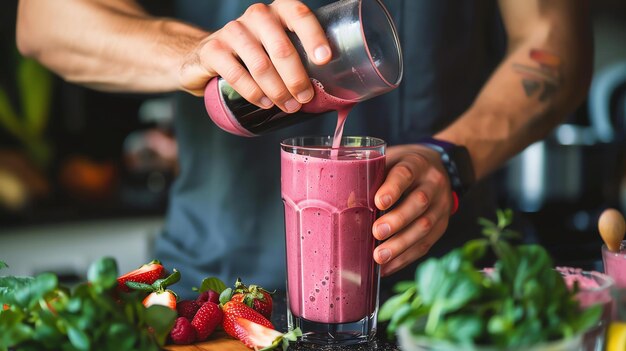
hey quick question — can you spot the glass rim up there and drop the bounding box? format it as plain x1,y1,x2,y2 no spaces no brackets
280,135,386,151
601,240,626,252
556,266,615,292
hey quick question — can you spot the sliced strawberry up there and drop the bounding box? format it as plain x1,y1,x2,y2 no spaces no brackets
234,318,283,350
222,301,273,338
143,289,177,310
117,260,164,293
230,278,274,319
231,317,302,350
191,301,223,341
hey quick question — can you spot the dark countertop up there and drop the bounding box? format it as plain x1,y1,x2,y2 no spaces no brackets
271,292,401,351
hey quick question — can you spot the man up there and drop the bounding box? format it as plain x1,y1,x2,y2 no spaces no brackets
16,0,592,296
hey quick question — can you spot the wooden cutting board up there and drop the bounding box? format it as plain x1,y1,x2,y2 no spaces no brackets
163,331,250,351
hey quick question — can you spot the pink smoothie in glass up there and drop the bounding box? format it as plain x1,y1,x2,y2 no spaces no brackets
603,242,626,288
281,147,385,324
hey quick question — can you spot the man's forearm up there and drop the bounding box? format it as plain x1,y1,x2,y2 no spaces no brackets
17,0,208,93
436,1,592,181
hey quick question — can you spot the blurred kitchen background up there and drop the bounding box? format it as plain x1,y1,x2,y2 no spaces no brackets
0,0,625,283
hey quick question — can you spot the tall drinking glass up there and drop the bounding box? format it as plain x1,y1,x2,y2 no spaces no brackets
280,136,386,345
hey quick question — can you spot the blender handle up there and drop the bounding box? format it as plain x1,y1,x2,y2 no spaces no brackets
588,61,626,143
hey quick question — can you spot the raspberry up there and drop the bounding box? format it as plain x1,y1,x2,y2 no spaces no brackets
196,290,220,304
170,317,196,345
177,299,201,320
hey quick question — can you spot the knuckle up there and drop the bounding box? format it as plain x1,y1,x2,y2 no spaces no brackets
419,216,433,232
289,2,313,20
269,39,296,59
393,211,407,228
242,85,264,101
223,20,244,35
285,76,310,91
223,65,247,84
248,56,272,75
266,86,292,102
419,241,433,254
431,169,447,186
394,163,415,184
202,38,224,54
414,191,429,207
406,153,429,170
245,3,270,17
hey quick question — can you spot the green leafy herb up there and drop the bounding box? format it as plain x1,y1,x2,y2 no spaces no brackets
379,209,601,349
193,276,228,294
0,257,176,351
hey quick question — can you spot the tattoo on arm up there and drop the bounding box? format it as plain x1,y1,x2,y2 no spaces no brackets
512,49,562,102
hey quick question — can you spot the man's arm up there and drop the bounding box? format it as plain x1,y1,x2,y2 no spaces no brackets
436,0,593,179
372,0,593,275
16,0,331,112
16,0,207,93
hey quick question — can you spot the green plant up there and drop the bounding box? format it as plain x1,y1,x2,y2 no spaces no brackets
0,257,176,351
0,53,53,167
379,209,601,349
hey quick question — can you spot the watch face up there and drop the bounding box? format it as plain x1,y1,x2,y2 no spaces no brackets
449,146,475,193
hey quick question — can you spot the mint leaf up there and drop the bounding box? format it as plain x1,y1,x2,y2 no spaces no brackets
12,273,57,309
196,277,228,294
379,286,416,321
0,261,7,270
87,257,118,291
144,305,177,345
68,327,90,350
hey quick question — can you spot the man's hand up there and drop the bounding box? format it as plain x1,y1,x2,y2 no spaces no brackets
179,0,331,113
372,144,455,276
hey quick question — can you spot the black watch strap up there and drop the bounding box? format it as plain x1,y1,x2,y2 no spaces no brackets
417,137,475,197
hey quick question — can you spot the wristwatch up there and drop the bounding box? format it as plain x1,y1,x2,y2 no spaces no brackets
417,137,475,197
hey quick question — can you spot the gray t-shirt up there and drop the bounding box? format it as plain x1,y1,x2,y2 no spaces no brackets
155,0,505,296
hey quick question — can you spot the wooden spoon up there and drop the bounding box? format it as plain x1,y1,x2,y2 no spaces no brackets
598,208,626,252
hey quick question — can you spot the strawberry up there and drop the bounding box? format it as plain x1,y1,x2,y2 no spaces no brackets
230,278,274,319
170,317,196,345
177,299,201,320
191,301,223,341
116,260,164,292
222,302,302,350
125,269,181,310
143,289,177,310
